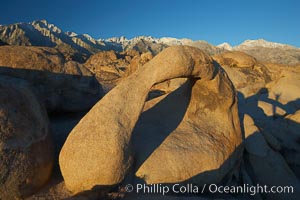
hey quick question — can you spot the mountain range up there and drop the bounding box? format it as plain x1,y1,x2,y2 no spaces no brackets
1,20,300,65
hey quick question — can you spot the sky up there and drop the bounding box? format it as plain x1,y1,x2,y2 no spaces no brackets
1,0,299,47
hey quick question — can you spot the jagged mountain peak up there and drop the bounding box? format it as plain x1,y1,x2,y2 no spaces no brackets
0,20,113,57
125,36,158,46
1,20,299,65
32,19,48,25
78,34,94,41
104,36,128,43
217,42,233,50
31,19,62,34
65,31,78,37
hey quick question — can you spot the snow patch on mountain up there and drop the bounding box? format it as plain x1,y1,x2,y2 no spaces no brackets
66,31,78,37
234,39,295,50
1,20,299,63
217,42,233,50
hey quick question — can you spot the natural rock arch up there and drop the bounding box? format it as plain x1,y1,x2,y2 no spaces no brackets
59,46,242,193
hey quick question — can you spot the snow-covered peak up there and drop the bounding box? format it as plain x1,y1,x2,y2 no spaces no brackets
217,42,233,50
179,38,194,45
65,31,78,37
235,39,293,49
81,34,93,40
104,36,159,46
130,36,157,43
157,37,197,45
158,37,182,45
104,36,128,43
75,34,98,44
31,19,62,34
33,19,48,26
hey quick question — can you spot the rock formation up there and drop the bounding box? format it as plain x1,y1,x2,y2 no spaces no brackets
266,70,300,107
133,72,242,185
59,46,243,193
213,51,257,68
0,46,102,112
242,114,300,199
84,50,128,90
213,51,271,97
124,51,153,77
0,76,54,199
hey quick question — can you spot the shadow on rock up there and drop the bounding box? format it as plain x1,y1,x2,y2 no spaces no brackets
0,65,102,113
237,89,300,199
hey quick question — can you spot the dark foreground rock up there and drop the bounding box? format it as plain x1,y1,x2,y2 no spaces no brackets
0,76,54,199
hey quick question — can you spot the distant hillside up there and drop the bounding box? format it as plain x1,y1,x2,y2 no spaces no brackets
231,39,300,65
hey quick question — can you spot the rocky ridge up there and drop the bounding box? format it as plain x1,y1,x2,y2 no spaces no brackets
1,20,300,65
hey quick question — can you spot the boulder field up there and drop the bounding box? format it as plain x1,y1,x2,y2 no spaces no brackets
0,45,299,199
